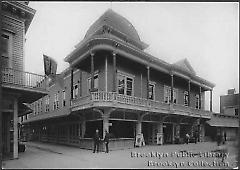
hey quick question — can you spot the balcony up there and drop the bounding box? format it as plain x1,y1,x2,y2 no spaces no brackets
71,91,211,119
1,67,48,103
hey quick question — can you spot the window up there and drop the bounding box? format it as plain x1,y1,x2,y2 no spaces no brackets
117,73,134,96
148,83,155,100
53,93,59,110
195,94,200,109
235,108,239,116
62,90,66,107
1,33,12,68
164,86,177,104
87,74,99,92
184,91,189,106
45,96,50,112
73,84,79,98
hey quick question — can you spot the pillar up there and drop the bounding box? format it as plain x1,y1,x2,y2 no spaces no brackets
70,68,74,100
199,86,202,109
210,90,213,112
171,74,174,103
188,80,191,107
105,56,108,92
136,120,142,135
102,114,109,139
13,98,18,159
146,66,150,99
112,52,117,92
175,123,180,143
90,51,94,91
199,123,205,142
157,122,163,145
81,121,86,138
6,114,10,153
172,123,175,144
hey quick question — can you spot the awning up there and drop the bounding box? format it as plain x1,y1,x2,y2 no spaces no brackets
206,116,239,128
18,103,32,117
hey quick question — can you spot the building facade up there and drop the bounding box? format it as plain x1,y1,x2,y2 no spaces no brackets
1,1,47,159
23,9,215,150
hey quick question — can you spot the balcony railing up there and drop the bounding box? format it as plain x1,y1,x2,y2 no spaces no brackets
72,91,211,118
1,67,47,90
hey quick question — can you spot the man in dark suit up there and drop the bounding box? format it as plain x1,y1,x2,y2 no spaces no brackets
93,129,100,153
104,130,110,153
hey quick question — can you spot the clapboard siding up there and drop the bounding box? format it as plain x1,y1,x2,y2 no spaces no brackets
2,14,25,71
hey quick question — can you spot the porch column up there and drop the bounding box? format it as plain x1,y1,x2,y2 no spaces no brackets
210,90,213,112
81,121,86,138
188,80,191,107
146,66,150,99
112,52,117,92
157,122,163,145
175,123,180,143
70,68,74,100
171,74,174,103
172,123,175,144
102,109,112,138
13,98,18,159
199,86,202,109
90,51,95,91
199,123,205,142
136,115,142,135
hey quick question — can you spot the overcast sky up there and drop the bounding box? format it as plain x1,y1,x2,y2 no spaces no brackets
25,2,239,113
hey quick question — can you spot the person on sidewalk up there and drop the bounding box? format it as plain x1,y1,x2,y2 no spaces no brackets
93,129,100,153
103,130,110,153
194,131,198,144
185,133,190,144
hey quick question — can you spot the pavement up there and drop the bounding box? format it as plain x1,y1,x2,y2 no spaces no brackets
2,140,238,169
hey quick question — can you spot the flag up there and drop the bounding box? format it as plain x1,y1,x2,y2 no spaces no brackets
43,54,57,78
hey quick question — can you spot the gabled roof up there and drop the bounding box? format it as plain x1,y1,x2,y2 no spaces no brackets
173,58,196,75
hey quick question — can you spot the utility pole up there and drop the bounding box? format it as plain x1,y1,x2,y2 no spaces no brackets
0,1,3,168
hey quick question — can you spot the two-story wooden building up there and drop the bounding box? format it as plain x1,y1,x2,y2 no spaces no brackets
1,1,47,159
23,9,215,150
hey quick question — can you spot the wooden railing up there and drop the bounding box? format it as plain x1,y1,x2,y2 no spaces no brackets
72,91,211,118
1,67,46,90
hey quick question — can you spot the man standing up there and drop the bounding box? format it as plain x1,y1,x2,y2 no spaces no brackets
93,129,100,153
104,130,110,153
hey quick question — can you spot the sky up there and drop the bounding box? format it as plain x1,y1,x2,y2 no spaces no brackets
25,2,239,113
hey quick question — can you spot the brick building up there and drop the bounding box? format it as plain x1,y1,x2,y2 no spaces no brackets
1,1,47,159
22,9,215,150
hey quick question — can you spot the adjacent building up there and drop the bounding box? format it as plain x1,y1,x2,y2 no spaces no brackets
22,9,215,150
206,89,239,141
1,1,47,159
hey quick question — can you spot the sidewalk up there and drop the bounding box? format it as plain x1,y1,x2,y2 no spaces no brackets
3,141,238,169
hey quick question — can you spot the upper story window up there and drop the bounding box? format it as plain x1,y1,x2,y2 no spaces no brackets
235,108,239,116
53,93,59,110
195,94,200,109
45,95,50,112
87,74,99,92
148,82,155,100
164,86,177,104
1,33,12,68
117,73,134,96
184,91,189,106
62,90,66,107
73,84,79,98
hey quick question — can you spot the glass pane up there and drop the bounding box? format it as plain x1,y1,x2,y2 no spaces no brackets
126,90,132,96
118,75,125,94
94,76,99,89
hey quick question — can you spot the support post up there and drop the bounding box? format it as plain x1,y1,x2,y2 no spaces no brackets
81,121,86,138
157,122,163,145
105,56,108,92
112,52,116,92
90,51,94,91
199,86,202,109
210,90,213,112
13,98,18,159
146,66,150,99
188,80,191,107
70,68,74,100
171,74,174,103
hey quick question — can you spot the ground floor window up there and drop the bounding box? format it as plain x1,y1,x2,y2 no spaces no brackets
109,120,134,138
85,120,102,138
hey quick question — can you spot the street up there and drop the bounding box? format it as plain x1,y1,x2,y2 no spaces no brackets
2,141,238,169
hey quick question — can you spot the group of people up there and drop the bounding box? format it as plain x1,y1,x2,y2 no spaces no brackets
93,129,110,153
185,131,199,144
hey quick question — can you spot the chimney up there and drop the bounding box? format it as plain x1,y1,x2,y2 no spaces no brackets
227,88,235,95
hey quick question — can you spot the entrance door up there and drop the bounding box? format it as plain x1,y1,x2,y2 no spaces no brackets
142,122,153,145
163,123,173,144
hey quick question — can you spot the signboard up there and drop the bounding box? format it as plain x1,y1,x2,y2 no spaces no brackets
157,133,163,145
135,133,145,147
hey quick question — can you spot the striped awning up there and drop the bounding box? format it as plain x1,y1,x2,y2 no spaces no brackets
206,115,239,128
